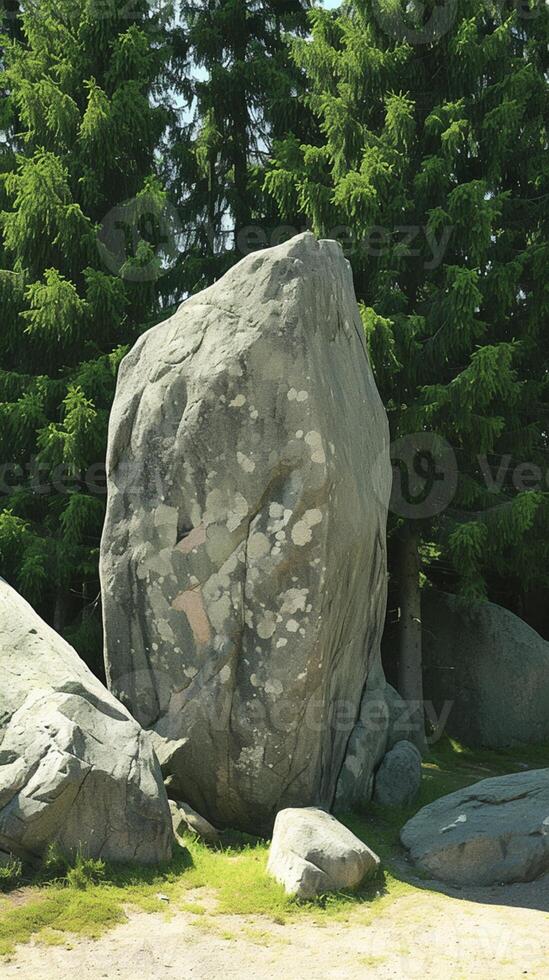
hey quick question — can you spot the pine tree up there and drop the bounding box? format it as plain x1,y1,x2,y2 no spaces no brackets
168,0,313,296
0,0,176,669
266,0,548,741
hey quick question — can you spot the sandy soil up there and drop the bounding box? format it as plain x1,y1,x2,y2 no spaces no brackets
3,877,549,980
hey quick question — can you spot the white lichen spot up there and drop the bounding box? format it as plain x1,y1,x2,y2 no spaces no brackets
153,503,178,528
265,679,283,696
291,521,312,546
276,638,288,649
304,508,323,528
296,390,308,402
281,588,308,615
304,430,326,465
286,619,299,633
226,493,249,532
219,665,231,684
257,612,276,640
237,451,256,473
250,673,260,687
287,388,297,401
247,532,271,560
295,430,304,439
269,502,284,519
305,430,322,449
229,394,246,407
237,744,263,771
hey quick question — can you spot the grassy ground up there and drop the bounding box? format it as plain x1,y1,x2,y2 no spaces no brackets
0,737,547,958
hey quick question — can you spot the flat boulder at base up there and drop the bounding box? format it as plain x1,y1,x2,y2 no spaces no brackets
0,579,173,866
401,769,549,886
267,807,380,899
373,740,422,808
101,232,391,833
423,590,549,748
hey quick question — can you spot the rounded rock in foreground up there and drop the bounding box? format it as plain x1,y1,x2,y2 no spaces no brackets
267,806,380,899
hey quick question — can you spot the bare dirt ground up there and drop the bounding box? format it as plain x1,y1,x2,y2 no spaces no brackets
3,878,549,980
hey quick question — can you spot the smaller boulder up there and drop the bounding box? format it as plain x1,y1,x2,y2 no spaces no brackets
374,740,422,808
267,807,380,899
0,579,173,866
169,799,220,845
401,768,549,886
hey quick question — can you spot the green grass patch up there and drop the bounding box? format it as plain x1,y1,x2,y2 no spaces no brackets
0,736,546,956
0,859,22,893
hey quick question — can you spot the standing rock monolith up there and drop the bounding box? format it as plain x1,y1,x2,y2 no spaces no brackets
0,579,173,866
101,233,391,832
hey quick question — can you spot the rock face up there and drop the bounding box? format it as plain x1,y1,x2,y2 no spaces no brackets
0,579,173,865
101,233,391,832
373,740,422,808
267,807,380,899
401,769,549,886
423,591,549,748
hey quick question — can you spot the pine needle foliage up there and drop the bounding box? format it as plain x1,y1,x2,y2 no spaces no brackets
0,0,174,651
266,0,549,599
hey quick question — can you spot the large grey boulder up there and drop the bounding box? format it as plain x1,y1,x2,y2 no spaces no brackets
373,740,422,808
267,807,380,899
401,769,549,886
423,590,549,748
0,579,173,866
101,233,391,833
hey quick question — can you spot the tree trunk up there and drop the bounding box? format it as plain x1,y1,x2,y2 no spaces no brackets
53,590,68,633
397,527,427,754
232,8,250,248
